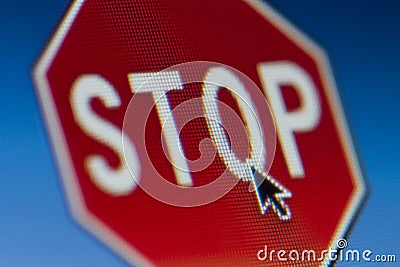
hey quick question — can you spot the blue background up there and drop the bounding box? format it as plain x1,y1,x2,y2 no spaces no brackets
0,0,398,266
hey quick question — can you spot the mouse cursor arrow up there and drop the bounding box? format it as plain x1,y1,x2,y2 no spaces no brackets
250,166,292,220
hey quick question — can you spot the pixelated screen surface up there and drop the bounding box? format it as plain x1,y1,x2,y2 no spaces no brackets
0,0,399,266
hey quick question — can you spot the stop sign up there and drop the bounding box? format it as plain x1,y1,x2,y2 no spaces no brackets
33,0,366,266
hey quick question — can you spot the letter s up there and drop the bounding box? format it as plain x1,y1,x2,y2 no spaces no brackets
70,74,140,195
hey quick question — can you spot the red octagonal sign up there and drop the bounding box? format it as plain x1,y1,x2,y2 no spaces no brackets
33,1,366,266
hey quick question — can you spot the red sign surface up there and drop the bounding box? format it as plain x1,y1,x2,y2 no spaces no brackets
34,0,366,266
